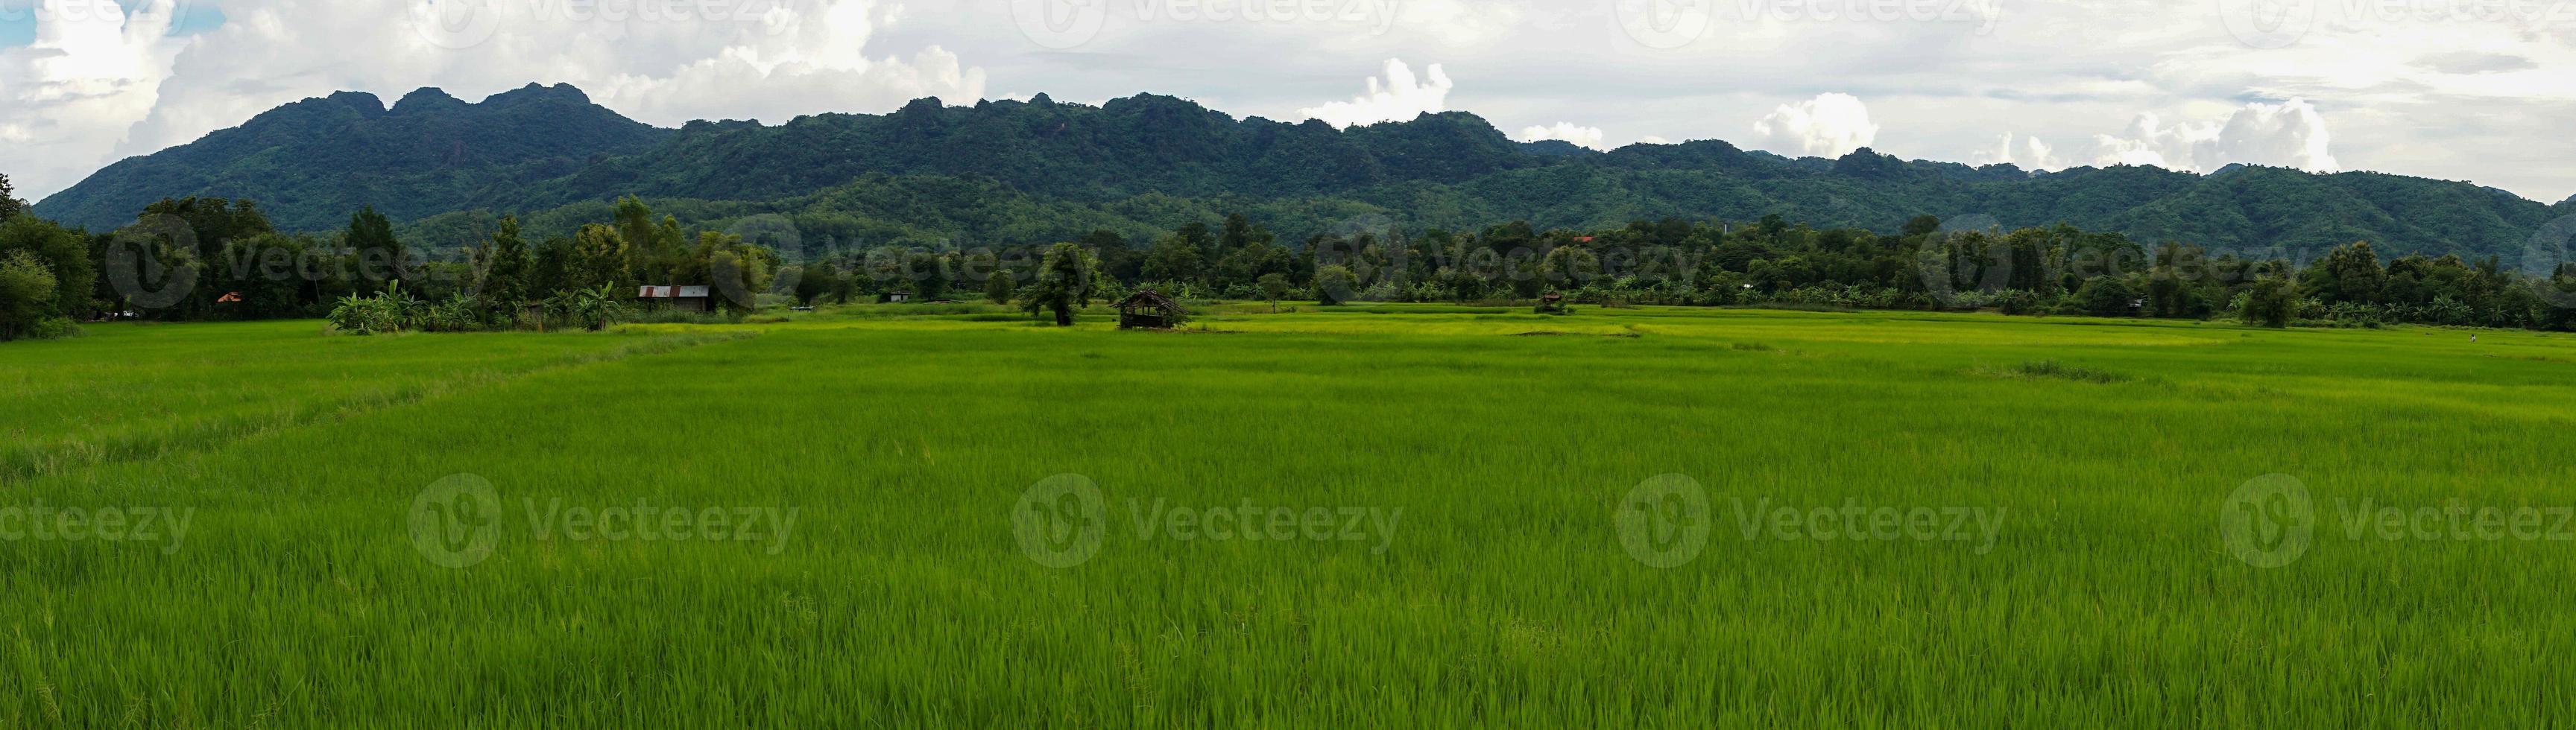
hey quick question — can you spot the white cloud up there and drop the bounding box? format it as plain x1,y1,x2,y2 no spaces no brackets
1980,133,2060,171
1517,121,1608,150
1752,92,1879,158
5,0,984,201
0,0,187,200
2086,98,2337,173
4,0,2569,203
1391,0,1525,48
1295,59,1453,128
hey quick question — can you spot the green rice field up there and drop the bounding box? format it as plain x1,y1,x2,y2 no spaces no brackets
6,304,2575,726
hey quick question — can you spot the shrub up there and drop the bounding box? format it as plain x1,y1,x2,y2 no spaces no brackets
1995,289,2042,316
1992,360,2130,384
326,282,420,335
2077,277,2138,317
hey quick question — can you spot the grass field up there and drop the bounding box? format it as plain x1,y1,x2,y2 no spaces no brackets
7,304,2575,726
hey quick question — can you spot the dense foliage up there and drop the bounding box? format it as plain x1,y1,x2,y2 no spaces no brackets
0,206,95,340
22,175,2576,337
37,191,773,335
34,86,2575,267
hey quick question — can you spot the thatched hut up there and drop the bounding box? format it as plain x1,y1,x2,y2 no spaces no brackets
1115,289,1185,330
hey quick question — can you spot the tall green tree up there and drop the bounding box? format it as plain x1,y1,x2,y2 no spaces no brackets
344,206,406,292
1140,232,1205,286
482,216,532,308
1018,242,1093,326
567,223,633,291
1,215,95,325
794,261,836,306
2241,275,2299,328
1257,273,1289,313
2307,241,2387,305
1313,264,1358,305
0,173,22,220
2077,276,2138,317
0,250,59,340
984,264,1017,304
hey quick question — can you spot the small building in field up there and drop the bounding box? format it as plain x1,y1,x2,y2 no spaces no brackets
880,291,913,304
636,285,713,312
1116,289,1185,330
1535,291,1568,314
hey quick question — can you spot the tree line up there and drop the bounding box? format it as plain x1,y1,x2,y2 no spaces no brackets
6,179,2575,340
787,211,2576,331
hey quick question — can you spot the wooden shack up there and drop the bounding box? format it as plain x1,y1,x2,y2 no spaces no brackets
1535,291,1568,314
636,285,713,312
1115,289,1184,330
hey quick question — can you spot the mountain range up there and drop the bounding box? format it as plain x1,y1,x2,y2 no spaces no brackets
35,83,2576,262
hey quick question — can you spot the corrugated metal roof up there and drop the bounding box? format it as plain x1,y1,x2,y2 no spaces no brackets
637,285,713,299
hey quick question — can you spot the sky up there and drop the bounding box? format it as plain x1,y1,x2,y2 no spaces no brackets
3,0,2571,205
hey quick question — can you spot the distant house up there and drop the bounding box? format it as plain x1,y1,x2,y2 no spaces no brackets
1116,289,1185,329
880,291,913,304
636,285,714,312
1535,291,1568,314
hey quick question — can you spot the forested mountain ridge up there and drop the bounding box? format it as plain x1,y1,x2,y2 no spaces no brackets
35,83,2572,264
36,83,672,231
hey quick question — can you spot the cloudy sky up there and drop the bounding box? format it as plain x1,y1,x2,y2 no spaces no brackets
3,0,2570,203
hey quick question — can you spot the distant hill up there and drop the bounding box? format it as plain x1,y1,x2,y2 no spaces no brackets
35,83,2573,264
37,83,671,231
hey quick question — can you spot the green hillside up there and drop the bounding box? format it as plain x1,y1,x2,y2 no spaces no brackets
36,85,2571,264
